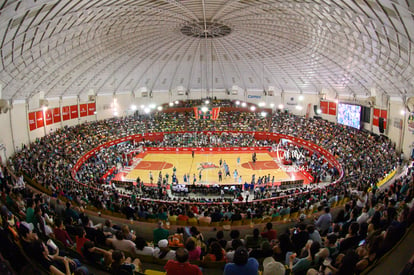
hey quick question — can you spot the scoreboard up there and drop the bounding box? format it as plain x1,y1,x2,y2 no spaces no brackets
194,106,220,120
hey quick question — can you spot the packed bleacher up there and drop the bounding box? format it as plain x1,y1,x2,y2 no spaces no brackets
0,99,412,274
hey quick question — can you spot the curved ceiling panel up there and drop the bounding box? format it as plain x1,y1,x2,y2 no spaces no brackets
0,0,413,101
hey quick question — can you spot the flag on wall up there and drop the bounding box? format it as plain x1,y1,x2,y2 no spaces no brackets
45,109,53,125
62,106,70,121
35,111,44,128
87,103,96,116
70,105,78,119
53,108,61,123
28,112,36,131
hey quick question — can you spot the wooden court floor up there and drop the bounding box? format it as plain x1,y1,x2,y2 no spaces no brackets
117,151,308,186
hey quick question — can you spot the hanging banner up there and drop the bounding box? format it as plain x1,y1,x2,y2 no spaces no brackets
408,112,414,133
45,109,53,125
53,107,61,123
328,102,337,116
87,103,96,116
70,105,78,119
28,112,37,131
35,111,44,128
62,106,70,121
373,108,380,126
320,101,328,114
80,104,88,117
380,110,387,129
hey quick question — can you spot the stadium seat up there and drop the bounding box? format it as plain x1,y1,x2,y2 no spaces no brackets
144,270,166,275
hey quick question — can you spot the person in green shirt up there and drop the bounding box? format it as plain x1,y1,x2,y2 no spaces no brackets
26,199,35,224
153,221,169,245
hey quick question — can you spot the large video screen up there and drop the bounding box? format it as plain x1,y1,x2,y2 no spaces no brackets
337,103,361,129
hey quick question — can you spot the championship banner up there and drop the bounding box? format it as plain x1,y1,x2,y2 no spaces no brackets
53,107,61,123
35,110,44,128
45,109,53,125
320,101,328,114
328,102,337,115
28,112,36,131
373,108,380,126
193,107,199,119
70,105,78,119
62,106,70,121
80,104,88,117
87,103,96,116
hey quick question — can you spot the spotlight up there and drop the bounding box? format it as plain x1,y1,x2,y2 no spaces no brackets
250,106,256,111
241,102,247,107
295,105,303,110
169,102,174,107
298,95,304,101
157,106,163,111
144,108,150,114
130,105,137,111
261,111,267,117
205,100,210,104
278,104,284,109
201,106,208,113
317,109,322,114
258,102,265,107
235,101,240,105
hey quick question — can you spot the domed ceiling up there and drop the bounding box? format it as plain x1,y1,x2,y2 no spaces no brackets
0,0,413,101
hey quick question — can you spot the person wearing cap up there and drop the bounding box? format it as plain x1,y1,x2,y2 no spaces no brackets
153,221,169,245
18,221,38,257
153,239,176,260
263,256,286,275
164,247,202,275
224,246,259,275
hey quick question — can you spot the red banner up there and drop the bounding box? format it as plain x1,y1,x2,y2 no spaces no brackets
36,111,44,128
80,104,88,117
87,103,96,116
380,110,387,129
212,107,220,120
373,108,380,126
320,101,328,114
373,108,387,129
53,108,61,123
70,105,78,119
328,102,337,116
45,109,53,125
28,112,36,131
62,106,70,121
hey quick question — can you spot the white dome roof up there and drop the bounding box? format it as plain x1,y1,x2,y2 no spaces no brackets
0,0,413,100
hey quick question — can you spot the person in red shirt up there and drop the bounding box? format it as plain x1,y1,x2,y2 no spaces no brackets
164,247,202,275
53,217,74,248
261,222,277,241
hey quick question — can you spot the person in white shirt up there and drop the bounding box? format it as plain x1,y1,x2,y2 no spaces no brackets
153,239,176,260
357,206,370,224
134,236,155,256
357,189,368,209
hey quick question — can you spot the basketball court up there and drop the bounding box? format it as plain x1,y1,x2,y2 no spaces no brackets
111,150,311,186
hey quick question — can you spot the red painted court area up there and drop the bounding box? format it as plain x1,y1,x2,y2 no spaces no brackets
134,161,173,170
241,161,280,170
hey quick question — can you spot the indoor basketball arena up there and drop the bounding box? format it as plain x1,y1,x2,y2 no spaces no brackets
0,1,413,275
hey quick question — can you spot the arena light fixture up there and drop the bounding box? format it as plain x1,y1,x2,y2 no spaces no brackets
174,100,179,104
205,100,210,104
400,109,406,115
261,111,267,117
140,104,145,109
270,103,275,108
113,111,118,116
144,107,150,114
278,104,284,109
250,106,256,111
295,105,303,110
149,103,156,109
298,95,304,101
317,109,322,114
169,102,174,107
241,102,247,107
258,102,265,107
42,106,48,111
130,105,137,111
235,101,240,105
157,106,163,111
201,106,208,113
